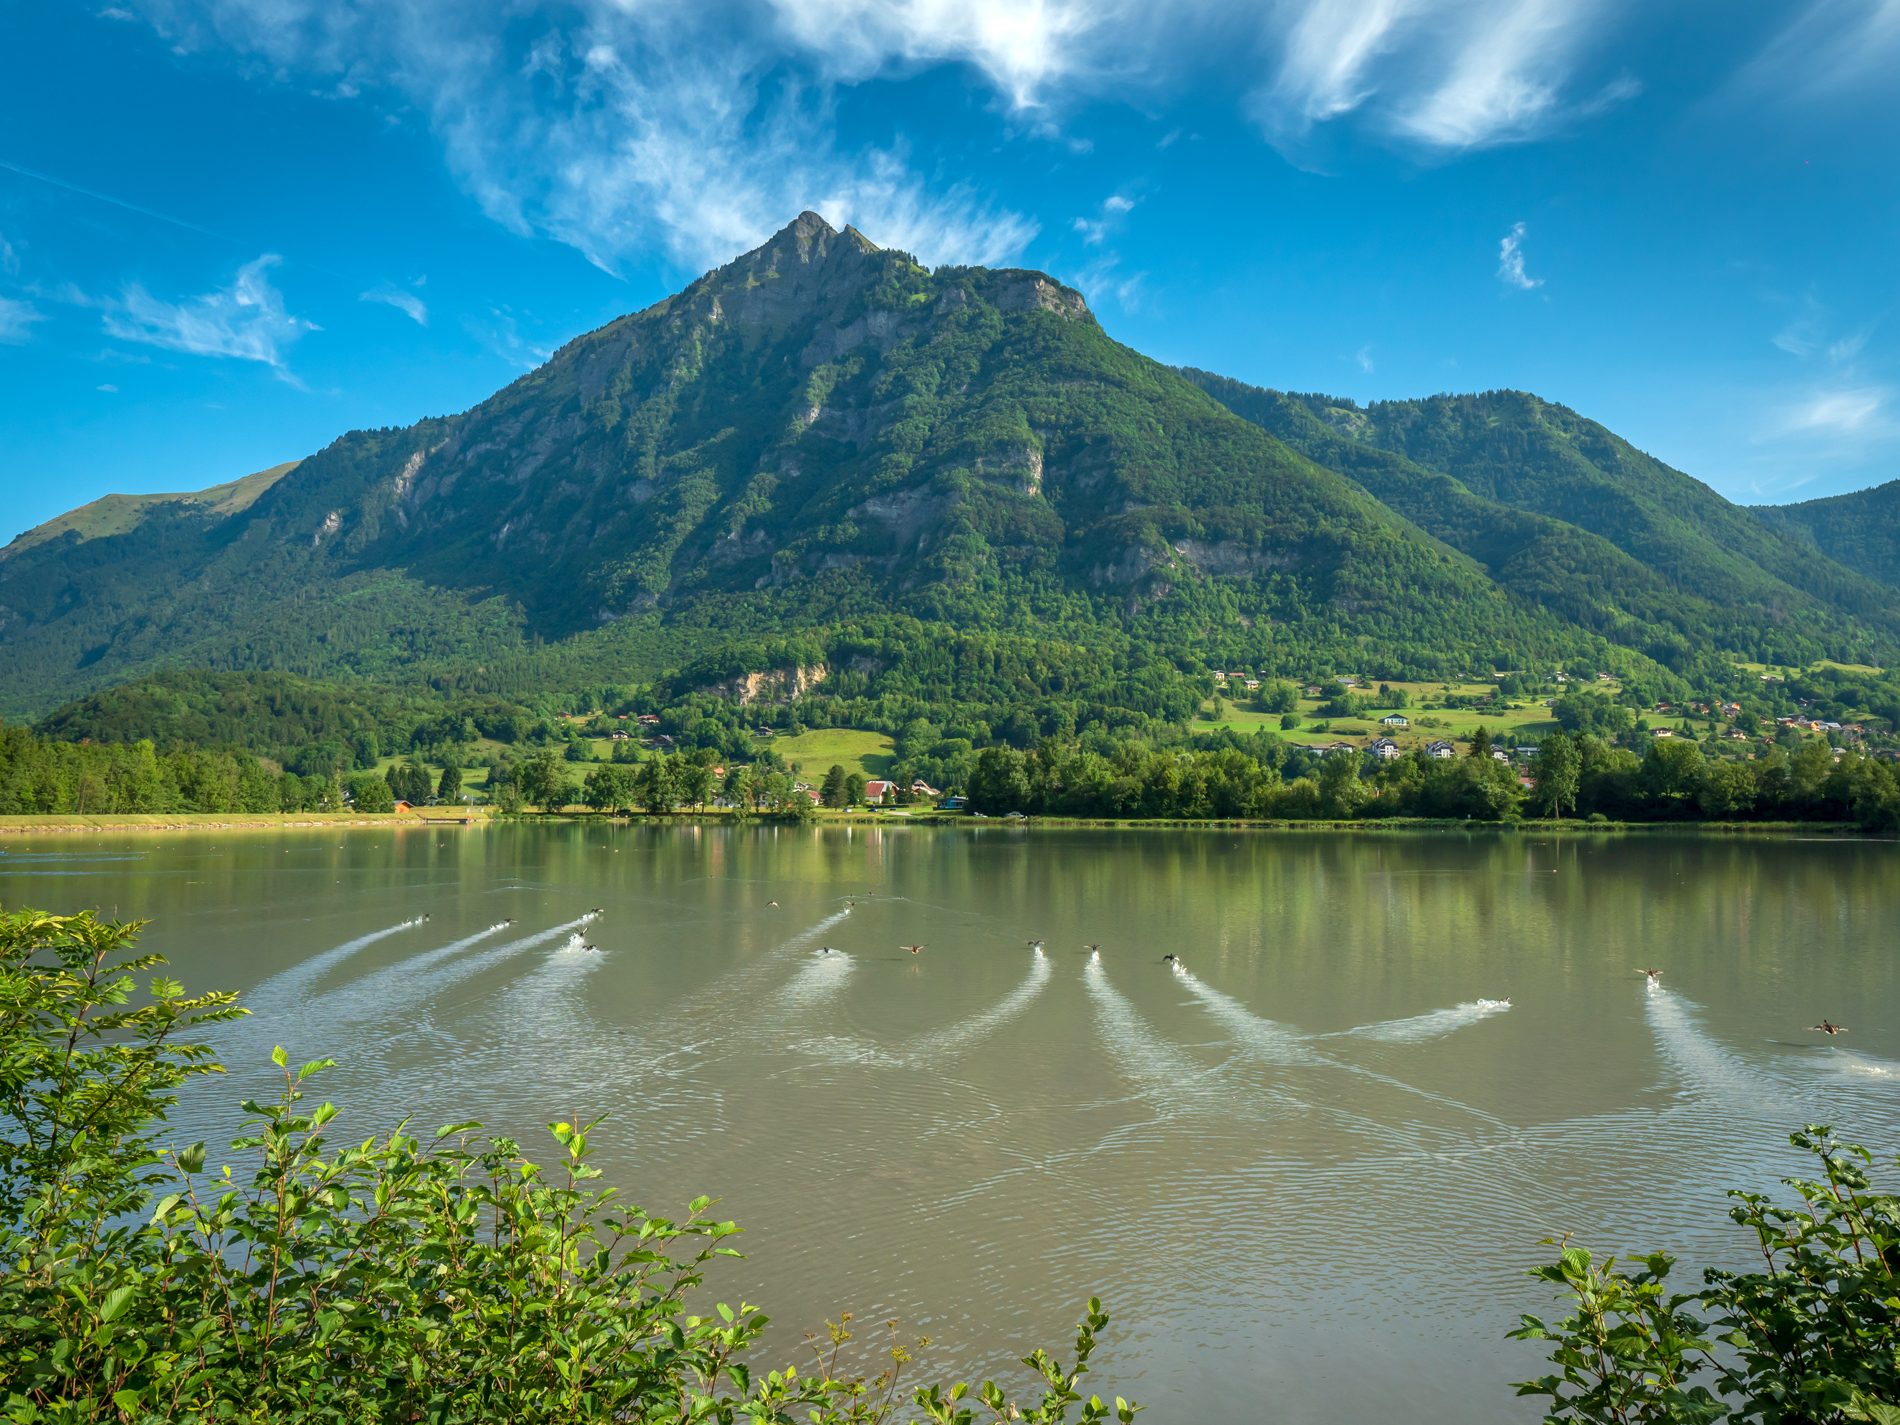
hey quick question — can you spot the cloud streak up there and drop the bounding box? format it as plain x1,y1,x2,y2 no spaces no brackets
0,295,43,344
1497,221,1541,290
361,285,427,325
1253,0,1631,152
101,254,316,372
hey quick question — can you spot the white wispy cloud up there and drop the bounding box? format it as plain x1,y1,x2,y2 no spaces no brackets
1073,192,1135,245
1497,221,1541,290
361,284,428,325
1732,0,1900,105
101,254,316,372
0,231,18,275
97,383,119,393
129,0,1042,275
1253,0,1631,152
1774,386,1890,437
1355,344,1374,373
0,295,43,344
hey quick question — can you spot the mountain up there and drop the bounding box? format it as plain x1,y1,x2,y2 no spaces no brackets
0,212,1607,721
1185,372,1899,672
2,212,1894,728
1754,481,1900,589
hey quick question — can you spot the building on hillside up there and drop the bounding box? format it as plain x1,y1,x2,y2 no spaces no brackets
637,713,661,726
1369,737,1401,760
1490,749,1511,762
1243,678,1262,691
1652,727,1676,738
1379,714,1409,728
911,778,942,798
938,795,968,811
863,779,895,805
1426,740,1455,759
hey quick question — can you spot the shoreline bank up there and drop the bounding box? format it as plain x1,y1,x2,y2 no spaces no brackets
0,811,1873,837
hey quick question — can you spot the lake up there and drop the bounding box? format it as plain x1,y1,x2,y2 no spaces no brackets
4,824,1897,1421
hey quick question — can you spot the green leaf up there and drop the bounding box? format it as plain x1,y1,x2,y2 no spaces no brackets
99,1284,137,1322
271,1044,288,1068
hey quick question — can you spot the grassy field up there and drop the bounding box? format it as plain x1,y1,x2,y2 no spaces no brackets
765,728,897,778
1197,694,1561,748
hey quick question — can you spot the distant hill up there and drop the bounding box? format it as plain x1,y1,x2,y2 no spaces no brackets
5,461,299,555
2,212,1894,725
1184,371,1898,673
1754,480,1900,589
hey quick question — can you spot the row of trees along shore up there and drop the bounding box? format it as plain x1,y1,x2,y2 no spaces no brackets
3,908,1894,1419
5,720,1900,828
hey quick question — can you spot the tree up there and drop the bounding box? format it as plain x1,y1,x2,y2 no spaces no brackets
436,762,463,803
516,747,567,812
583,764,633,815
820,763,849,809
1254,680,1299,714
346,773,394,813
1316,753,1365,818
677,760,714,811
635,755,677,814
1531,732,1581,819
844,771,867,806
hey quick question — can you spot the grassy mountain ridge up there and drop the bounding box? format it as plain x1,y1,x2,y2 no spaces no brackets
1754,480,1900,589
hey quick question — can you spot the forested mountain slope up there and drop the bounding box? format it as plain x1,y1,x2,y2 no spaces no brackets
1187,371,1897,672
1755,480,1900,589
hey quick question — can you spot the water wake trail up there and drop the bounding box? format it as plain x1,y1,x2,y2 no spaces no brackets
1174,964,1510,1137
1325,1000,1513,1044
908,949,1052,1060
1083,953,1232,1115
308,922,511,1022
1170,964,1319,1066
249,916,427,1006
779,951,853,1010
415,914,600,1005
1822,1048,1900,1084
1643,984,1791,1114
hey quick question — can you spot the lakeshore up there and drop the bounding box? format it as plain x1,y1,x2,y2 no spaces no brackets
0,808,1876,837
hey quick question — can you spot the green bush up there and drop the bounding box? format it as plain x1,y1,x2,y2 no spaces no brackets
1514,1126,1899,1422
0,908,1137,1424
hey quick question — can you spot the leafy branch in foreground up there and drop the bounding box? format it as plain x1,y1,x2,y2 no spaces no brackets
1514,1126,1900,1424
0,907,1138,1424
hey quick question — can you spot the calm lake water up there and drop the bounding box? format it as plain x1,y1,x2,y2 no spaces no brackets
5,825,1898,1421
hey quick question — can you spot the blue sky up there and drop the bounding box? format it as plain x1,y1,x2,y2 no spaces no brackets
3,1,1897,542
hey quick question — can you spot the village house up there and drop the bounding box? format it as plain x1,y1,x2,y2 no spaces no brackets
1379,713,1409,728
910,778,942,798
1369,737,1401,760
1425,740,1455,759
636,713,661,726
862,779,895,805
1652,727,1676,738
1490,749,1511,762
1243,677,1262,691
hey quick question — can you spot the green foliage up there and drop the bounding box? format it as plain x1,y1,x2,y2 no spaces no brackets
1514,1126,1900,1423
0,908,1139,1423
